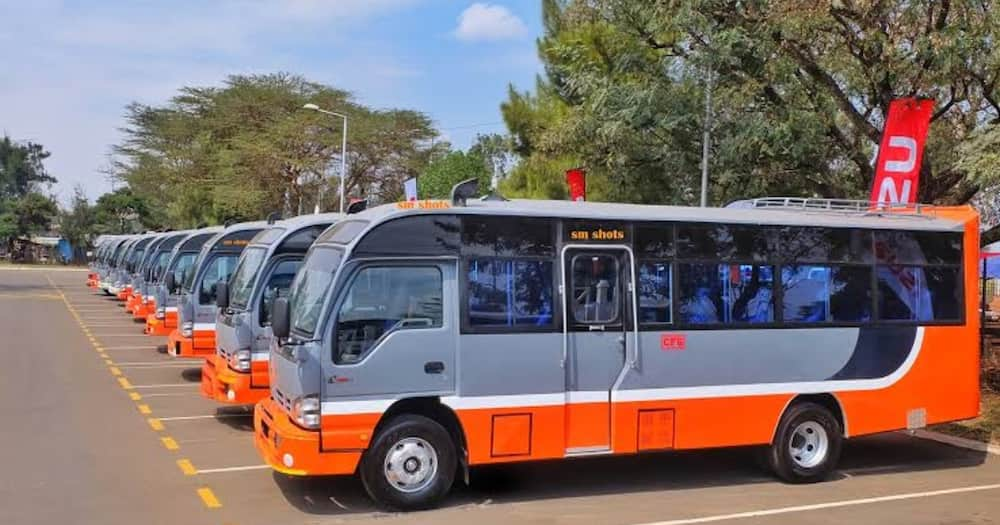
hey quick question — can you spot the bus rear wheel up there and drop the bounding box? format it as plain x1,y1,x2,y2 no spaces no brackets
360,414,456,511
767,402,842,483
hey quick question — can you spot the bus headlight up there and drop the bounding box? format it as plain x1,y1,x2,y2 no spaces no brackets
292,395,321,430
229,349,251,373
155,307,165,319
181,321,193,338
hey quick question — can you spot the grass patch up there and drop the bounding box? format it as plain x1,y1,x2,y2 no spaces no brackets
934,390,1000,445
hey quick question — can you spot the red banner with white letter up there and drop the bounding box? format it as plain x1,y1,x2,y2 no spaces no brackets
566,168,586,202
870,98,934,205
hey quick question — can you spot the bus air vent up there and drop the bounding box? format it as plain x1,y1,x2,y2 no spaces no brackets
450,178,480,207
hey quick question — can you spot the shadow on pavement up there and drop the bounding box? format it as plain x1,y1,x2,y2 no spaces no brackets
270,431,988,518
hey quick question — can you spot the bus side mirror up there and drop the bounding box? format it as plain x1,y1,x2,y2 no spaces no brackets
272,298,290,340
165,272,176,293
216,281,229,309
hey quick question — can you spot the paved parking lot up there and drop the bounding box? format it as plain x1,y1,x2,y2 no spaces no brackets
1,267,998,525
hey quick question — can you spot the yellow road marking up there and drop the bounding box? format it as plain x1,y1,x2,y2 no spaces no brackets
118,377,133,389
110,367,122,376
161,437,179,451
148,418,164,431
104,359,113,365
129,392,142,401
177,459,197,476
137,404,151,415
196,487,221,509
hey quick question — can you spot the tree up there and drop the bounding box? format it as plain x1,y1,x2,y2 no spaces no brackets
505,1,1000,214
59,186,97,256
418,151,492,199
93,187,157,233
0,192,58,255
0,135,57,199
111,73,439,226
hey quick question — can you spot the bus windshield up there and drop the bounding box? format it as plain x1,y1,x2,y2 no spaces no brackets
171,253,197,293
183,251,206,292
151,252,171,282
289,247,344,336
229,247,267,310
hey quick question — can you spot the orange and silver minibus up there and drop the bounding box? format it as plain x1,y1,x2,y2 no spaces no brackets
167,221,266,358
202,213,340,405
147,228,222,336
257,191,979,510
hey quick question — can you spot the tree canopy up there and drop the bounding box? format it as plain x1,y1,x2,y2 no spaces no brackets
111,73,439,227
504,0,1000,213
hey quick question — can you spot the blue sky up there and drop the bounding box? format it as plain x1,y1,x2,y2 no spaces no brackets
0,0,543,203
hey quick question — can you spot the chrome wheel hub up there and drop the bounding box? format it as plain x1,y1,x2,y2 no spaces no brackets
789,421,829,469
384,437,438,493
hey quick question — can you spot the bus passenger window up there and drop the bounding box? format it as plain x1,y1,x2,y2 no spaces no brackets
679,264,773,324
260,260,302,326
467,259,553,327
877,265,960,322
335,266,442,364
638,262,671,323
782,265,871,323
570,255,620,324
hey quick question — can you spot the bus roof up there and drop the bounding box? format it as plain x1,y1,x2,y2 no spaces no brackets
343,198,972,234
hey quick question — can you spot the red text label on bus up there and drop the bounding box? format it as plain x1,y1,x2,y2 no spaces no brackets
660,333,686,351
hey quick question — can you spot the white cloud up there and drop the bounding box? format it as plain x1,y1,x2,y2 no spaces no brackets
454,3,527,42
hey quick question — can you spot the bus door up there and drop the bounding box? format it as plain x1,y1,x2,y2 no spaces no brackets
562,247,636,453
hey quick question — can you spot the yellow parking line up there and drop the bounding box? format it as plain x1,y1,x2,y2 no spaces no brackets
129,392,142,401
110,367,122,376
148,418,164,431
161,437,179,451
196,487,222,509
118,377,133,389
177,459,197,476
137,404,152,415
104,359,113,366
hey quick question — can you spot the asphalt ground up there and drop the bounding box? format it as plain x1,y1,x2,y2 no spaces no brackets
1,267,998,525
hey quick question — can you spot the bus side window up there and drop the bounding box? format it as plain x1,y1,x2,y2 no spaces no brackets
467,259,553,327
260,260,301,326
638,261,671,323
334,266,443,365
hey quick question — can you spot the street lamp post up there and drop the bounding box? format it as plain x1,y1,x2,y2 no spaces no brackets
303,103,348,214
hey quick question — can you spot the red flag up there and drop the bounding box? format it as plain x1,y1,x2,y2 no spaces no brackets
566,168,586,202
870,98,934,205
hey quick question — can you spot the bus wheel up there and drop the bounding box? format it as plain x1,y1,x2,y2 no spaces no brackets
767,402,842,483
360,414,457,511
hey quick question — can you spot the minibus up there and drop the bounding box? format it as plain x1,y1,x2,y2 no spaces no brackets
130,231,192,321
125,233,165,314
110,235,152,301
97,235,129,295
167,221,266,357
147,227,222,336
202,213,341,405
88,236,116,288
102,236,137,296
256,189,980,510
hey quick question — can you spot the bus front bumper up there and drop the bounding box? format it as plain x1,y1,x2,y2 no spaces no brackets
132,297,154,320
145,309,177,336
168,329,215,357
201,355,268,405
254,398,360,477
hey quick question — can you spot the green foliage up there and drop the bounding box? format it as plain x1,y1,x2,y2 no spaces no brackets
506,1,1000,207
59,186,98,251
112,73,438,226
419,151,492,199
0,193,58,247
0,135,56,199
93,187,158,233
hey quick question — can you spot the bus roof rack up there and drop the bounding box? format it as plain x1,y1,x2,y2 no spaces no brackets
266,212,282,225
727,197,934,217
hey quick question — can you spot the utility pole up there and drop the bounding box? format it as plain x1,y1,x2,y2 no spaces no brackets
700,64,713,208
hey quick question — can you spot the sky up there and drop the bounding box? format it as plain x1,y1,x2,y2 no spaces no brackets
0,0,543,204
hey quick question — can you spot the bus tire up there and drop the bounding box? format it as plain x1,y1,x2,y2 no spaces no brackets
360,414,457,511
767,402,842,484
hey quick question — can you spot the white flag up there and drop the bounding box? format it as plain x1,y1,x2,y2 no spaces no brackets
404,178,417,201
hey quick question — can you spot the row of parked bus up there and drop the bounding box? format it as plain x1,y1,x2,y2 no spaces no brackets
85,182,983,510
